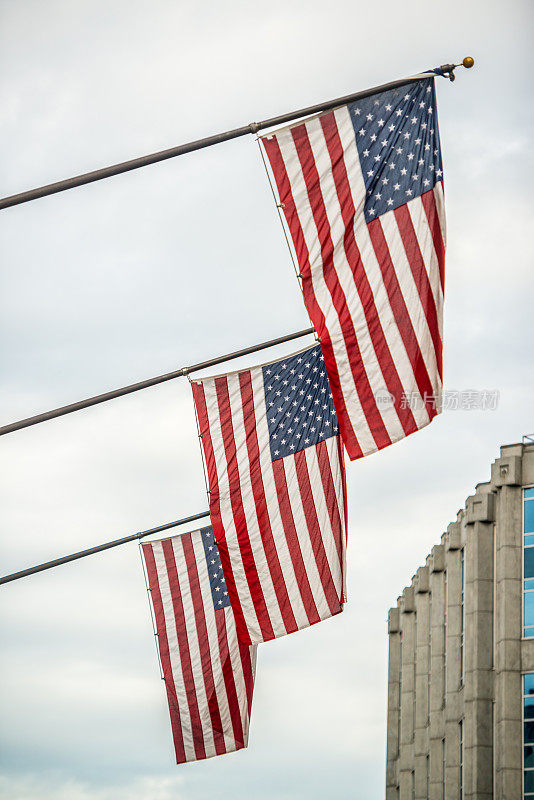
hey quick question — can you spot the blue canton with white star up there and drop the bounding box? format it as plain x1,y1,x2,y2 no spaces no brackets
349,77,443,222
200,526,230,610
263,345,339,462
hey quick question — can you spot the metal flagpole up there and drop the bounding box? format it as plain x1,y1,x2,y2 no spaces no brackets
0,59,473,211
0,510,211,586
0,325,315,436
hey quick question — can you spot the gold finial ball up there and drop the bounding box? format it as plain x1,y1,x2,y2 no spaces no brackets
463,56,475,69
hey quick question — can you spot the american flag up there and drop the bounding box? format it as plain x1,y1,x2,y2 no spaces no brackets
191,344,347,647
141,526,256,763
260,75,445,461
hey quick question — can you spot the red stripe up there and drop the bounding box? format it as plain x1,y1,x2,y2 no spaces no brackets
237,640,255,718
367,217,434,406
216,609,246,750
315,440,344,591
191,382,249,646
271,457,320,625
142,543,186,764
238,371,297,636
214,376,275,643
181,536,226,757
320,112,419,438
290,120,392,451
394,203,442,378
293,447,340,615
162,538,206,761
262,135,361,460
422,185,446,300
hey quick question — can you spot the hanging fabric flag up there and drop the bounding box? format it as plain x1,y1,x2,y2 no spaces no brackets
260,74,445,461
141,525,256,764
191,343,347,647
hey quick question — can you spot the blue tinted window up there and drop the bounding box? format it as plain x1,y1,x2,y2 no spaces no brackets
526,697,534,719
525,721,534,744
526,628,534,638
526,746,534,768
526,674,534,695
526,500,534,534
526,535,534,547
526,594,534,627
526,770,534,792
525,488,534,500
526,579,534,590
526,549,534,579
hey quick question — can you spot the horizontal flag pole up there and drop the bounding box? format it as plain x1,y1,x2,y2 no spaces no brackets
0,326,315,436
0,59,473,211
0,510,210,586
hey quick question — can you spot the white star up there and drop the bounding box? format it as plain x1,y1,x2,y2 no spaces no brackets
385,104,392,111
436,169,442,177
403,132,410,140
396,147,403,155
404,94,410,100
367,169,374,177
405,188,413,196
411,117,417,124
395,109,403,117
305,438,310,444
412,174,419,181
419,101,425,108
415,139,422,146
274,449,279,455
400,167,407,175
358,129,366,137
382,177,389,185
387,198,394,206
363,148,370,157
266,369,271,375
375,192,382,200
388,124,395,132
378,118,385,126
366,113,374,121
370,133,377,142
381,139,388,147
407,153,414,161
421,122,427,130
368,208,376,215
374,155,381,162
393,183,400,190
423,178,430,187
353,107,361,115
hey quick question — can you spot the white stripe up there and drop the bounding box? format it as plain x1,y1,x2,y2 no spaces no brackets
223,606,252,747
407,195,444,339
305,110,406,443
303,441,344,601
433,181,447,248
201,379,263,642
333,107,432,432
190,534,236,754
151,541,196,762
378,210,441,397
274,123,376,455
249,366,311,633
170,536,217,759
281,454,332,620
224,371,287,639
327,437,348,601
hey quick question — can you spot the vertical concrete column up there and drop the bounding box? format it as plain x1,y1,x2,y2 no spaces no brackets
429,541,446,800
414,565,430,799
387,606,401,799
491,447,523,799
399,585,416,800
444,516,463,800
464,484,495,800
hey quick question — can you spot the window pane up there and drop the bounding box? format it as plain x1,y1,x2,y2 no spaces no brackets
525,628,534,638
525,548,534,579
526,579,534,591
526,770,534,792
526,746,534,768
527,500,534,533
525,721,534,743
526,536,534,547
525,674,534,695
526,595,534,627
526,697,534,719
525,488,534,500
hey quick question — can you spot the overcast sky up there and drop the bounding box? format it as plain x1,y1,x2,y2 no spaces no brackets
1,1,533,798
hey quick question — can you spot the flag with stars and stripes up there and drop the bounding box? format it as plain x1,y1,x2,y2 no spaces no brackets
260,74,446,461
141,525,257,764
191,343,347,647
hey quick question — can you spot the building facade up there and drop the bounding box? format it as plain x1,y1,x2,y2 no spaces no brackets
385,439,534,799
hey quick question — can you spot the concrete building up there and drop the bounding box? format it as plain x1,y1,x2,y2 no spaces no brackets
385,439,534,799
